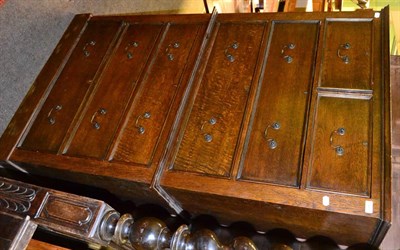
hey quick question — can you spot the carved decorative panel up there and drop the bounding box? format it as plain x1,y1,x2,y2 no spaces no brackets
0,179,37,214
35,192,103,235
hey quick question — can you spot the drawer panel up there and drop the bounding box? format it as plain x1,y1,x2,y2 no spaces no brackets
172,22,266,177
239,21,319,186
306,94,371,196
319,19,373,89
109,23,202,165
20,20,121,153
64,24,162,159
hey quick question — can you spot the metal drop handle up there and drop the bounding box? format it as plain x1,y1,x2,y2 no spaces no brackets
135,112,151,134
264,122,280,149
201,117,218,142
224,41,239,62
91,108,107,130
281,43,295,63
330,127,346,156
47,105,62,125
337,42,351,64
125,41,139,59
166,42,180,61
83,40,96,57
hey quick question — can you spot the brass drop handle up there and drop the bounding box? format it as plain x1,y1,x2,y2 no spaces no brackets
330,127,346,156
281,43,295,63
47,105,62,125
263,122,280,149
91,108,107,130
125,41,139,59
201,117,218,142
165,42,180,61
224,41,239,62
337,42,351,64
135,112,151,134
83,40,96,57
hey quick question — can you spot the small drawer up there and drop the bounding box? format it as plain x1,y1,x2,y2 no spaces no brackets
319,19,373,90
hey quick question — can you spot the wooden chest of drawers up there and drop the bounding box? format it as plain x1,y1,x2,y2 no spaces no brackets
0,8,392,246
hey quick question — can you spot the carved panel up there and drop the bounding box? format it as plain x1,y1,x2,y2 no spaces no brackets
0,177,113,246
0,179,37,214
36,192,101,234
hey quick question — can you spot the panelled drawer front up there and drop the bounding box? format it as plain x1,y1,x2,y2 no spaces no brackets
19,20,121,153
172,22,266,177
306,94,371,196
109,23,203,166
64,24,162,159
239,22,319,187
319,19,373,89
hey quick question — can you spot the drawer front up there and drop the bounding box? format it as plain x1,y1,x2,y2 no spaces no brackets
19,21,121,153
306,94,371,196
64,24,162,159
319,19,373,89
172,22,266,177
109,23,202,165
239,22,319,186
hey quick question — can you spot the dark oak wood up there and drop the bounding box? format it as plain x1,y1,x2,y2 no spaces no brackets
319,19,373,90
110,23,204,166
3,16,210,210
239,21,319,186
0,177,113,248
27,239,70,250
64,23,163,159
3,176,380,250
0,9,392,247
307,95,371,195
20,20,122,153
173,21,266,177
0,14,91,160
163,186,382,245
158,9,390,247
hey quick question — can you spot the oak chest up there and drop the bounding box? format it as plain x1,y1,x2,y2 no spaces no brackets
0,8,392,246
